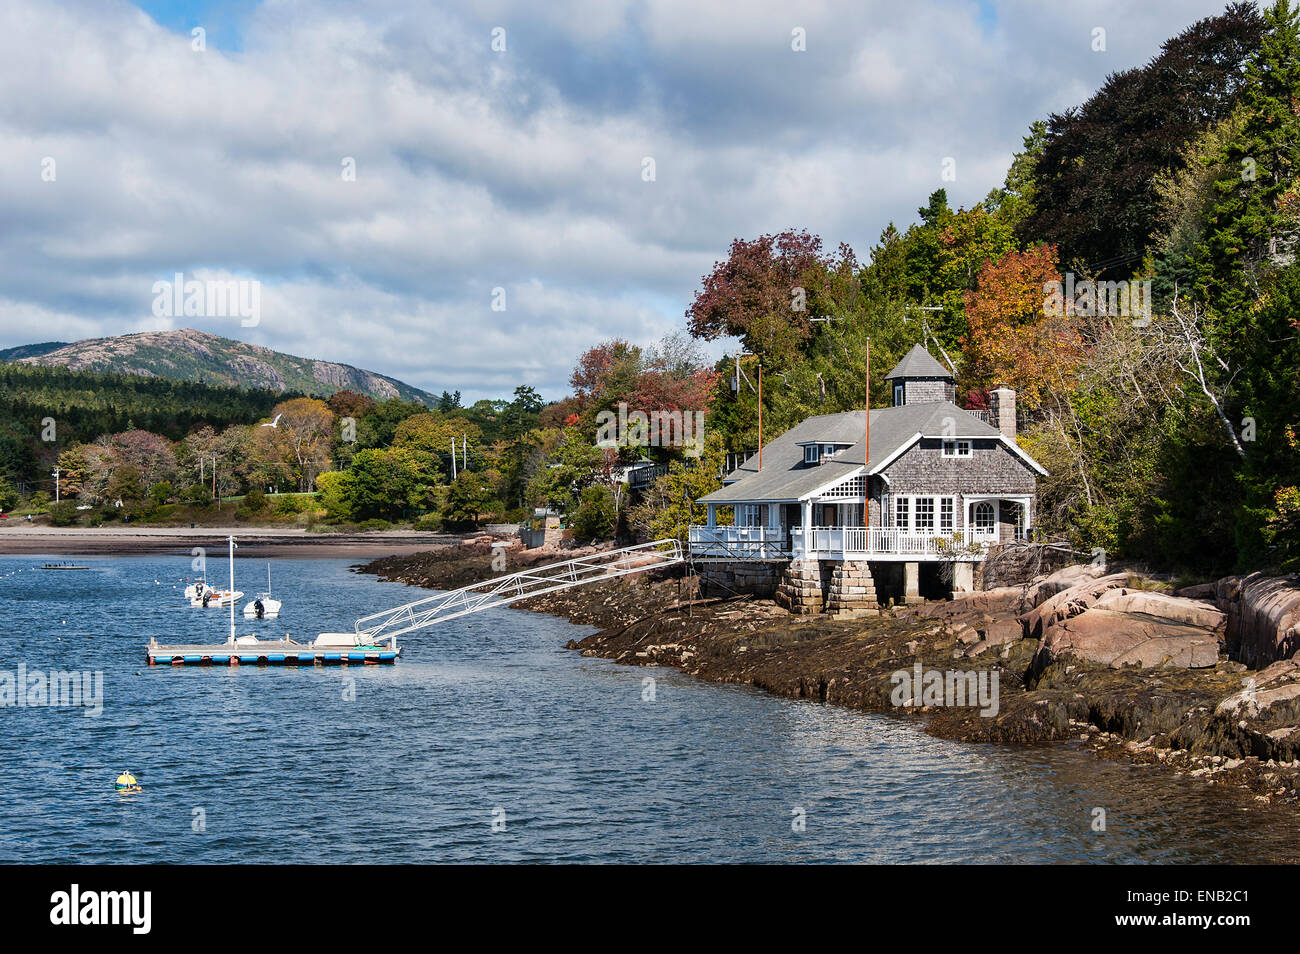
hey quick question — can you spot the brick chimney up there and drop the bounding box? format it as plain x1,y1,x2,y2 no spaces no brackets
989,386,1017,441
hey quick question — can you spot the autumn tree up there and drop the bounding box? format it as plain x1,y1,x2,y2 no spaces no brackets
962,245,1084,410
263,398,334,492
686,229,835,361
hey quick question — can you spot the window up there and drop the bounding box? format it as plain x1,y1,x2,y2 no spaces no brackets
803,445,819,465
942,439,972,458
973,501,997,535
893,383,904,406
940,497,954,534
822,444,836,457
736,504,764,527
915,496,935,532
894,496,909,530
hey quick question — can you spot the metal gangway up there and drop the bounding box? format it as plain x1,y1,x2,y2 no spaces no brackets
352,539,685,645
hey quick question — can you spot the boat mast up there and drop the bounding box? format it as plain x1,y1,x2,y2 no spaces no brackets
228,536,237,643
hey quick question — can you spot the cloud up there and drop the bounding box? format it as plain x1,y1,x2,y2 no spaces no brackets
0,0,1235,401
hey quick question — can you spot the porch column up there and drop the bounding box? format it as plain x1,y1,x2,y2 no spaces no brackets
903,561,922,604
706,503,716,528
951,562,974,595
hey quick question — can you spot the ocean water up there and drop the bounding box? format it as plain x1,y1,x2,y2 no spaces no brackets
0,553,1296,864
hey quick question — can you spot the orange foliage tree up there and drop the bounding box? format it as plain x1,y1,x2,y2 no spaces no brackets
961,244,1084,410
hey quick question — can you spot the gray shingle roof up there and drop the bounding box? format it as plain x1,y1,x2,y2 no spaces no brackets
700,400,1011,503
884,343,952,381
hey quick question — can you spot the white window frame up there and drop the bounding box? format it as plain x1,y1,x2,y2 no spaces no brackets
972,501,997,536
803,445,820,465
942,439,972,458
893,382,904,406
736,504,763,527
892,494,957,536
914,496,935,533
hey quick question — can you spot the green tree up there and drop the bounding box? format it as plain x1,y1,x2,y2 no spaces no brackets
443,471,493,527
629,432,730,542
570,484,617,541
1196,0,1300,344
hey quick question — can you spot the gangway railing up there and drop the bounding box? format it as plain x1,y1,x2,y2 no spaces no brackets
353,539,685,643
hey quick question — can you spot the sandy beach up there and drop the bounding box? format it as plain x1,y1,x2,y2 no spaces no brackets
0,524,464,559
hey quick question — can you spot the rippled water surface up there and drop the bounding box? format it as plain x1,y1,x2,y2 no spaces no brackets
1,553,1296,863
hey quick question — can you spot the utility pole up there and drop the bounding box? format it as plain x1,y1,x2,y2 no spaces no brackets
52,467,60,503
451,439,457,480
212,455,218,509
462,435,468,472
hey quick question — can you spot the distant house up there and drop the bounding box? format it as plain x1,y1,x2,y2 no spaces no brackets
687,344,1047,610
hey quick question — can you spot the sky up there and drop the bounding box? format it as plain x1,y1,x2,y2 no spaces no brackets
0,0,1244,403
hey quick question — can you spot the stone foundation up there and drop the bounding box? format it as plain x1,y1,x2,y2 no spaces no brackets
699,561,783,599
825,561,879,614
776,560,826,614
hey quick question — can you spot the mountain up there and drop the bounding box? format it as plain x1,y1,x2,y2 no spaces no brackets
2,329,434,404
0,341,69,362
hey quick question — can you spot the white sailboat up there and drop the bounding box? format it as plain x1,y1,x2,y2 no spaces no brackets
243,563,282,619
188,537,243,608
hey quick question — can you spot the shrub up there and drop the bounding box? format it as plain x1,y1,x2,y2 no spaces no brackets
182,484,212,505
570,485,617,542
47,501,79,526
243,488,267,511
272,494,304,516
357,518,391,532
415,513,442,532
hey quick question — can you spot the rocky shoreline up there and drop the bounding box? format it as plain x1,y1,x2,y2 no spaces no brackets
360,539,1300,812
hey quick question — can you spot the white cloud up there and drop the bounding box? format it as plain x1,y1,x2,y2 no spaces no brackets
0,0,1236,401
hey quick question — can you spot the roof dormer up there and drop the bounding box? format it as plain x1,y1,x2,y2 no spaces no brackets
884,343,955,406
797,441,852,465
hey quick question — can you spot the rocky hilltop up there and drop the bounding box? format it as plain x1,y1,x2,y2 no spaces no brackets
3,329,433,403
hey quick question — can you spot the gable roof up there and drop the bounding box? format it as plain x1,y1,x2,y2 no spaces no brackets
698,401,1045,504
884,343,952,381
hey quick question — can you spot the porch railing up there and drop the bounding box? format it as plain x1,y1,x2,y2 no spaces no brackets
792,526,993,559
687,525,789,560
686,524,999,560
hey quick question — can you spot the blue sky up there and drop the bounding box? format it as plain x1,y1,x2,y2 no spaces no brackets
0,0,1241,401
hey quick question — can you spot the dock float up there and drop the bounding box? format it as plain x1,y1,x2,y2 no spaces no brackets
147,639,399,666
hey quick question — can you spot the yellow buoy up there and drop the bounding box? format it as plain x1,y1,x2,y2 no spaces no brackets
114,772,140,792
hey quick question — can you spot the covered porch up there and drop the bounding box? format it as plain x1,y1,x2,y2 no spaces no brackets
689,492,1032,563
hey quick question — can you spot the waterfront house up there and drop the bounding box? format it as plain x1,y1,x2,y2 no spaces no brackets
687,344,1047,611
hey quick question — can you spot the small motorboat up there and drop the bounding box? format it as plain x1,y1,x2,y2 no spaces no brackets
188,539,242,607
243,564,282,619
189,582,243,607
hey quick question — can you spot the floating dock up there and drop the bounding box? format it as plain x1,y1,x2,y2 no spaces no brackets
147,639,399,666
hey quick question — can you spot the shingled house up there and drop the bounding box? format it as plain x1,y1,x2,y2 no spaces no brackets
687,344,1047,612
